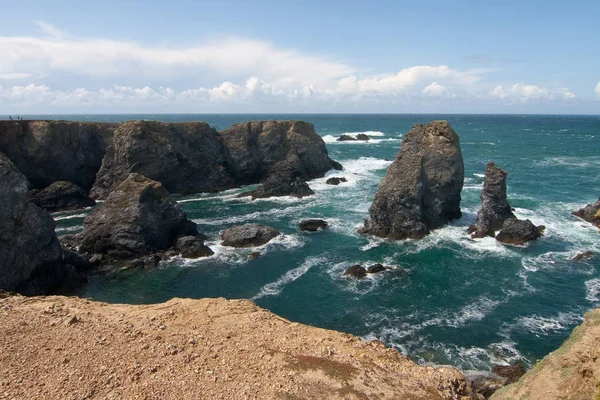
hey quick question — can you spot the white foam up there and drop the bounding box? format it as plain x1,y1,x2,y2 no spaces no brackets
54,213,87,221
342,130,386,137
55,225,83,233
473,173,485,178
252,256,325,300
193,202,314,226
514,312,583,335
321,134,400,144
534,156,600,168
585,278,600,303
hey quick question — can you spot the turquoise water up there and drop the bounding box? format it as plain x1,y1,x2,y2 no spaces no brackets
48,114,600,372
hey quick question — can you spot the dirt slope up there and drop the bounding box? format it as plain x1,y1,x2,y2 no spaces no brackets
0,293,476,400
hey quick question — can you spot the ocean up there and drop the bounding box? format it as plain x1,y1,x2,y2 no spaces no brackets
44,113,600,372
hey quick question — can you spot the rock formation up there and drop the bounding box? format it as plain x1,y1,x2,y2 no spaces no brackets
91,121,235,199
28,181,96,212
469,162,515,238
221,224,280,248
572,198,600,229
175,236,214,259
0,154,71,294
495,219,544,245
343,265,367,278
367,264,387,273
326,177,347,185
299,219,328,232
78,174,201,263
337,134,370,141
0,120,115,192
361,121,464,240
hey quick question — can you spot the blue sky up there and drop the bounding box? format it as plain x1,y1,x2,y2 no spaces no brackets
1,0,599,113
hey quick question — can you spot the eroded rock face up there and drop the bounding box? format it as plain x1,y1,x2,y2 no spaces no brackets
28,181,96,212
91,121,234,199
175,236,214,259
221,224,280,248
495,219,544,245
470,162,516,238
572,198,600,228
0,154,68,295
79,174,198,261
361,121,464,240
0,120,115,192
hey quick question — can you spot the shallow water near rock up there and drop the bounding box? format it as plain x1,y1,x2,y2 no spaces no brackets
47,113,600,372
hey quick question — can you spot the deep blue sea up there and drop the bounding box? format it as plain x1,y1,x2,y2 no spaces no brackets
28,114,600,372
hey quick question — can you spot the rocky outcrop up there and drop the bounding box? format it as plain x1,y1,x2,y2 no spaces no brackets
175,236,214,259
337,134,370,141
495,219,544,245
572,198,600,229
27,181,96,212
78,174,200,263
343,265,367,278
91,121,234,199
0,120,115,192
361,121,464,240
221,224,280,248
326,177,347,185
0,295,479,399
0,154,71,295
490,309,600,400
367,264,387,273
572,251,594,262
470,163,515,238
299,219,328,231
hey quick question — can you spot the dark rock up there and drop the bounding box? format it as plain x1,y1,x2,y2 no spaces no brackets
28,181,95,212
326,177,347,185
0,153,69,295
361,121,464,240
91,121,234,199
221,224,280,248
330,160,343,171
572,251,594,262
59,234,80,251
496,219,544,245
491,363,526,384
367,264,386,273
572,198,600,228
337,134,358,141
299,219,328,232
175,236,214,259
343,265,367,278
470,162,516,238
62,250,93,272
78,174,197,262
248,252,261,259
127,255,162,269
466,371,507,399
0,120,115,192
356,133,370,141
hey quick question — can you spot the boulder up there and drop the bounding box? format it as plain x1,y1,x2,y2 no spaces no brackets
0,120,115,192
175,236,214,259
343,265,367,278
491,363,525,384
361,121,464,240
27,181,96,212
572,251,594,262
299,219,328,232
470,163,516,238
495,219,544,245
367,264,386,273
326,177,347,185
0,153,69,295
572,198,600,228
91,121,234,199
466,371,507,399
221,224,280,248
78,174,198,261
337,134,358,141
356,133,370,141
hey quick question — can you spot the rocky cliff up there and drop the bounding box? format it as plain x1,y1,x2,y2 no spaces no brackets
490,308,600,400
0,294,478,400
0,120,116,192
361,120,464,239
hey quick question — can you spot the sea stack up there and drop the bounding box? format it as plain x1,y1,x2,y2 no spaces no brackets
572,198,600,229
469,162,516,238
361,121,464,240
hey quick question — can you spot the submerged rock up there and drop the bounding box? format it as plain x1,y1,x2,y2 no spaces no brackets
361,121,464,240
572,198,600,229
299,219,328,232
221,224,280,248
0,153,71,295
91,121,234,199
28,181,95,212
79,174,198,261
325,177,347,185
572,251,594,262
343,265,367,278
495,219,544,245
337,134,370,141
175,236,214,259
470,162,515,238
367,264,387,273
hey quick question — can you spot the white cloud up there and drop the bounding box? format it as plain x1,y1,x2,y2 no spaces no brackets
595,81,600,98
422,82,446,96
490,83,576,102
0,73,31,80
33,21,66,38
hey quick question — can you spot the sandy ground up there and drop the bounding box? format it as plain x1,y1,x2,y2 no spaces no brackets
0,292,477,400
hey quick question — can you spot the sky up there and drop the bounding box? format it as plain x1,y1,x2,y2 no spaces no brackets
1,0,599,114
